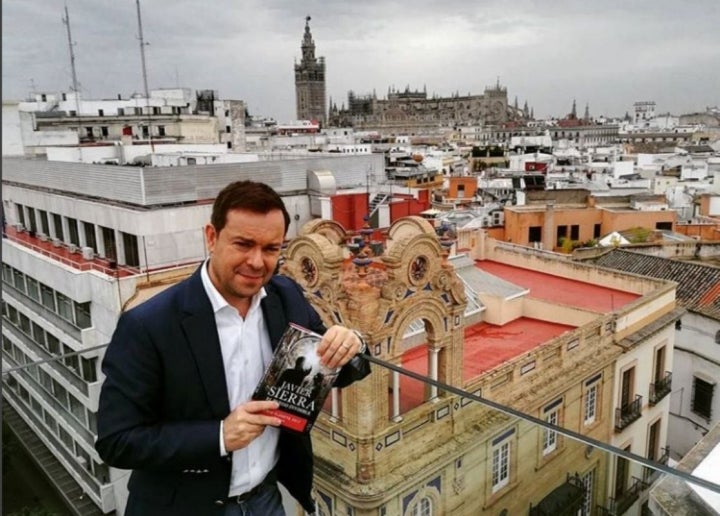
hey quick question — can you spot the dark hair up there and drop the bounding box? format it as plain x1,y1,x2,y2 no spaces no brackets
211,180,291,233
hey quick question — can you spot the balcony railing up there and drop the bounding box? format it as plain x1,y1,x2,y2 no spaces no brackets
642,447,670,486
615,394,643,432
598,477,643,515
529,473,585,516
649,372,672,405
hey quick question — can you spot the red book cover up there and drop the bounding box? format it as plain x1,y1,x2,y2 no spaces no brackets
252,323,339,433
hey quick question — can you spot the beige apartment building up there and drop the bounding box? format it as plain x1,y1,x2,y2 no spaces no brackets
280,219,680,515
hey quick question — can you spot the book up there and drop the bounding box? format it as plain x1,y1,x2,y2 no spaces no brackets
252,323,339,433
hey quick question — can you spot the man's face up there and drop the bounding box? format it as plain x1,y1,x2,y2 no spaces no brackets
205,208,285,311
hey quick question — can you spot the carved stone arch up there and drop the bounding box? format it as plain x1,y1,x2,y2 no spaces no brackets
283,233,345,293
388,296,449,356
386,216,436,246
299,219,348,245
383,233,444,286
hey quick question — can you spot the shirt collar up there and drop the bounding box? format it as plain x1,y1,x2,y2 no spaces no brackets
200,259,267,315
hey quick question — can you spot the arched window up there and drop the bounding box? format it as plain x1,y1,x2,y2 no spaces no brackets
409,496,433,516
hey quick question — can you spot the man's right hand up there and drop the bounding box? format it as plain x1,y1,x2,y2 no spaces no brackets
223,401,282,452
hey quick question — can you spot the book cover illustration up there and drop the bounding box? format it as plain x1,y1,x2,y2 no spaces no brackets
252,323,339,433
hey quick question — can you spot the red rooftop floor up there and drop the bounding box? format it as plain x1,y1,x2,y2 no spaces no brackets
477,260,640,312
4,227,137,278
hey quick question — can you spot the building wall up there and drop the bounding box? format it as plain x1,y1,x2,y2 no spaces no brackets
668,311,720,458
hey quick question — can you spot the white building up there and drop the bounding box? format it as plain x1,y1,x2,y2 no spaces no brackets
1,150,385,514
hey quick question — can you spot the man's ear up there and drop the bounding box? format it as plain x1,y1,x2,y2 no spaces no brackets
204,224,217,253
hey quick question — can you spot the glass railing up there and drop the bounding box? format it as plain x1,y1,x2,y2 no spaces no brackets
3,342,720,516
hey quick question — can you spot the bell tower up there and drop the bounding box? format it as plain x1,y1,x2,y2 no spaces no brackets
294,16,327,125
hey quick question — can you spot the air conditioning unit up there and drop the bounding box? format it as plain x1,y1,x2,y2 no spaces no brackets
38,233,49,241
15,223,25,232
81,247,94,260
51,238,62,247
68,244,79,254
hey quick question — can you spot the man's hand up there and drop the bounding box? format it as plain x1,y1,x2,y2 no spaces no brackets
223,401,281,453
317,325,364,369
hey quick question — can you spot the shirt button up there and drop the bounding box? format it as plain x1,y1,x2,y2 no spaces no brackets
214,500,225,506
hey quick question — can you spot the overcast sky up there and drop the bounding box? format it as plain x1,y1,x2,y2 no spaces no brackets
3,0,719,121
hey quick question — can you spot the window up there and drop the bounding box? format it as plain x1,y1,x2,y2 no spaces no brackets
67,218,80,246
58,426,73,449
648,419,661,462
570,225,580,241
142,125,149,138
581,469,595,516
39,210,50,235
26,277,40,301
491,428,514,493
158,125,165,137
101,126,109,137
556,225,568,246
81,356,97,383
19,313,31,335
614,447,631,498
692,377,714,419
27,207,37,233
98,109,104,116
409,496,433,516
74,301,91,329
52,213,64,241
16,203,26,227
226,125,231,133
69,394,85,423
40,283,56,311
152,106,160,115
620,367,635,408
543,399,562,455
594,224,602,238
32,322,45,346
117,108,124,116
101,226,116,260
13,268,26,291
56,292,73,322
85,127,93,138
83,222,97,253
46,333,60,355
654,346,666,383
528,226,542,243
64,344,80,375
584,374,601,425
122,232,140,267
227,142,233,149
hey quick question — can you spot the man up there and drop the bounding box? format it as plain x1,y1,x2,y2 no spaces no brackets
96,180,370,516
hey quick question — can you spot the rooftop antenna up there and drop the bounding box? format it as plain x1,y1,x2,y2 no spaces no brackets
135,0,154,151
62,4,83,151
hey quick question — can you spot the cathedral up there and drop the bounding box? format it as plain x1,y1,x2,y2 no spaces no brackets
328,80,528,132
294,16,327,126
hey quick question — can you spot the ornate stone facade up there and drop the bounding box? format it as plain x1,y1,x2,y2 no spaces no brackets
280,218,673,515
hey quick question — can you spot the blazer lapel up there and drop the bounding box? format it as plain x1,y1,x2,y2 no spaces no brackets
180,267,230,417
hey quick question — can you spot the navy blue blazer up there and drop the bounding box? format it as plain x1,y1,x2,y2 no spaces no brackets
96,266,369,515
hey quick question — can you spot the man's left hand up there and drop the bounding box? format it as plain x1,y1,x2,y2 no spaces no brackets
317,325,364,369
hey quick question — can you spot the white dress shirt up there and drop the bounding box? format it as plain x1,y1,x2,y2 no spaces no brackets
200,261,279,496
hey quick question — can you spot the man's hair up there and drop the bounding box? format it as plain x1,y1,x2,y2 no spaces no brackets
211,180,291,233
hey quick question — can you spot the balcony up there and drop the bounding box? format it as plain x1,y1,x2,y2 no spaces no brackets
649,372,672,405
615,394,642,432
642,447,670,486
529,473,585,516
598,477,643,515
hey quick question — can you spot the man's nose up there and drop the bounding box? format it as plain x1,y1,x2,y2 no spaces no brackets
246,247,263,268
